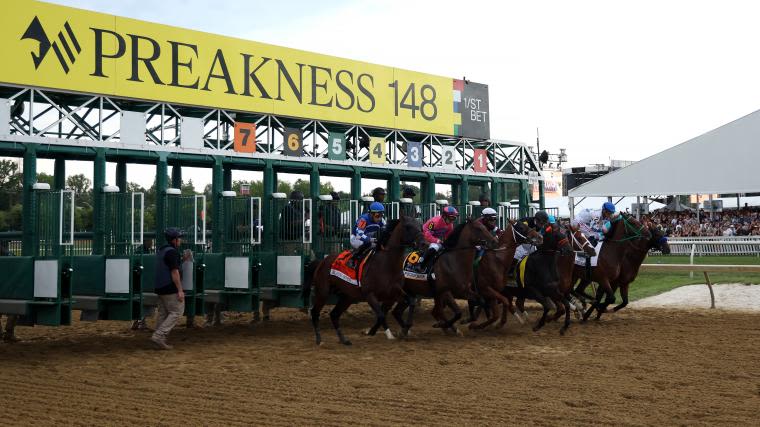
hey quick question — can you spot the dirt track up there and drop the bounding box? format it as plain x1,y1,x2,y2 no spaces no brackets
2,305,759,426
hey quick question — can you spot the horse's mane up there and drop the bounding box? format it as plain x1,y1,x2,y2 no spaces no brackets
376,219,400,246
443,220,469,249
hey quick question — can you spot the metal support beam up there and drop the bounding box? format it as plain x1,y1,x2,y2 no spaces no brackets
262,161,275,252
538,180,546,210
54,158,65,191
116,161,127,192
519,179,529,218
92,148,106,255
389,170,400,201
171,165,182,189
423,173,436,204
459,176,469,206
211,156,224,253
350,168,362,200
223,167,232,191
21,144,37,256
490,179,500,206
155,152,169,244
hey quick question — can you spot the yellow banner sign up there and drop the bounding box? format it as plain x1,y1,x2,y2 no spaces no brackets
0,0,484,137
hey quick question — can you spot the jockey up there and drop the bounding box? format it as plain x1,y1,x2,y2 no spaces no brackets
600,201,621,238
350,202,386,262
416,205,459,271
571,208,603,245
509,210,551,277
478,207,500,235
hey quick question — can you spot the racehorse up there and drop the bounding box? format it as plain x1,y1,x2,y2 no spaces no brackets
302,216,422,345
377,219,498,336
500,224,575,334
574,218,670,321
545,225,597,326
466,220,543,330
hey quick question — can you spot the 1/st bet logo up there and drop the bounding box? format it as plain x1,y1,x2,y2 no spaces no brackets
21,16,82,74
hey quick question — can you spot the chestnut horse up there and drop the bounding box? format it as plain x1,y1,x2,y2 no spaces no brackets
302,216,422,345
466,220,543,330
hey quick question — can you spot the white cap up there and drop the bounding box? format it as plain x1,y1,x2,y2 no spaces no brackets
165,188,181,195
482,207,497,216
221,191,237,197
271,192,287,199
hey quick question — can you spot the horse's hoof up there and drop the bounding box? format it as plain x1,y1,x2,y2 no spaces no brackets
431,322,441,328
560,328,567,336
364,328,373,336
342,340,352,346
384,329,396,340
455,328,464,337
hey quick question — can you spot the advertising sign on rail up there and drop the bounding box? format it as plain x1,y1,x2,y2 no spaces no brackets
0,0,490,139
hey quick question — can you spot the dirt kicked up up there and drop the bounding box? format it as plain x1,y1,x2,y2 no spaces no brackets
1,306,759,426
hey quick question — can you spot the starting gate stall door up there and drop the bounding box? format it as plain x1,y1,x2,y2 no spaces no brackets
141,192,206,318
208,195,261,313
0,189,75,326
72,190,145,321
420,203,439,222
315,196,358,259
269,194,312,307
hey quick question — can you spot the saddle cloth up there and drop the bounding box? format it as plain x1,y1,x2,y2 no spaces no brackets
402,251,428,280
514,254,529,288
574,241,604,267
329,250,372,286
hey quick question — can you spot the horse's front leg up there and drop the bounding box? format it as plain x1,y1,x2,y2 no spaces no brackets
527,288,550,332
441,291,463,333
613,282,630,312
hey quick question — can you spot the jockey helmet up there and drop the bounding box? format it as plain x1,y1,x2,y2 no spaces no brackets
534,210,549,224
164,227,184,241
602,202,616,213
442,206,459,218
481,207,497,218
369,202,385,213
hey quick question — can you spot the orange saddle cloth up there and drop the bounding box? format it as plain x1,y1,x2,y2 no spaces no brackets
329,250,372,286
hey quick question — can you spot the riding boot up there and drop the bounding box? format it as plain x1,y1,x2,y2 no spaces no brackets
507,261,517,278
417,247,437,272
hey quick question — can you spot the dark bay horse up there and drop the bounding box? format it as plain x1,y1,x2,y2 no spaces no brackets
575,219,670,321
302,216,422,345
573,215,670,321
383,219,498,336
501,224,575,334
546,225,597,326
466,220,542,330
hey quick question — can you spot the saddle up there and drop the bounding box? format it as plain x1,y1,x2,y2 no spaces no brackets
330,250,373,287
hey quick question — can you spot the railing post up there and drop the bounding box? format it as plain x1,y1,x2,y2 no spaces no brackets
689,243,696,279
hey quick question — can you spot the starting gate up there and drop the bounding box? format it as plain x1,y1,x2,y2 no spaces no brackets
202,193,261,313
72,188,145,321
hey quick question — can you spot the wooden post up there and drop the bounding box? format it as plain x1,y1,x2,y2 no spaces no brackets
703,271,715,309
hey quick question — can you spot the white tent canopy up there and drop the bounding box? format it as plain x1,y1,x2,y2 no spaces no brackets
568,109,760,197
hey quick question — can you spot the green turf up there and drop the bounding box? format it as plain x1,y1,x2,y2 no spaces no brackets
620,255,759,301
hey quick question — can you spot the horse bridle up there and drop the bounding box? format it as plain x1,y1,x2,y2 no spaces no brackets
568,228,593,253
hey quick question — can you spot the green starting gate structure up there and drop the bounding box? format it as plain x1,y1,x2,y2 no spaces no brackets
0,2,547,324
72,187,145,321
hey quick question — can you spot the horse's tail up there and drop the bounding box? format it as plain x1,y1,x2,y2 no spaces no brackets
301,259,320,308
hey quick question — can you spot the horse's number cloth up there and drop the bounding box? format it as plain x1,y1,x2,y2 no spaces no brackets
402,251,427,280
330,250,372,286
574,241,604,267
514,254,529,288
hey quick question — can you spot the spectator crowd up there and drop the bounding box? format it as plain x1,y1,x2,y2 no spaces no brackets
644,207,760,237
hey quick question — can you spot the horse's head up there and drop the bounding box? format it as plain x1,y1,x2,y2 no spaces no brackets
540,224,573,256
568,224,596,257
507,219,543,246
445,219,497,249
647,222,671,254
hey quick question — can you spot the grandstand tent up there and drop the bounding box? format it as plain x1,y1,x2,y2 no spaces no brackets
568,109,760,198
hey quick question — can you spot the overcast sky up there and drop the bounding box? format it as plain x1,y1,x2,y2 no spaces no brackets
39,0,760,193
